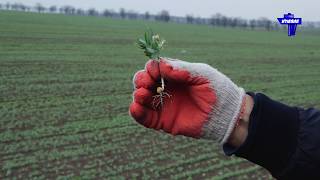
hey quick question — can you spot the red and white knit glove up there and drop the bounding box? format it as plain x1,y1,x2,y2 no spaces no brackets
129,58,246,144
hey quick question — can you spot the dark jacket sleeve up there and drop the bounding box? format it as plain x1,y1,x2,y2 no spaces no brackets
223,92,300,178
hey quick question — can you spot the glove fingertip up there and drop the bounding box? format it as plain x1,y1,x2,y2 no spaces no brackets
129,102,146,125
133,88,153,107
159,59,191,82
145,60,160,81
133,70,155,89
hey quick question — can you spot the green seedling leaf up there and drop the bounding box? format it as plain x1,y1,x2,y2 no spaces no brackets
137,29,166,60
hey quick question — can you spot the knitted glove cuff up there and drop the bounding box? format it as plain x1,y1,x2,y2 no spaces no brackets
202,87,245,144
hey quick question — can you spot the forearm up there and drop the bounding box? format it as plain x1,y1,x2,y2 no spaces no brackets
227,94,254,148
223,92,300,178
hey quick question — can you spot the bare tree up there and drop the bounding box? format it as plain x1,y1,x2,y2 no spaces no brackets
60,6,76,15
76,8,85,16
25,6,31,12
249,19,256,30
230,18,239,28
49,6,57,13
35,3,45,13
60,6,67,14
193,17,206,25
186,14,194,24
1,2,307,32
119,8,126,19
272,21,280,31
304,22,316,29
210,13,223,26
144,11,150,20
156,10,170,22
257,17,272,31
87,8,98,16
265,19,272,31
239,19,248,29
4,3,27,11
70,7,76,15
221,16,228,27
5,3,10,10
127,10,138,19
19,4,27,11
59,7,64,14
10,3,19,10
103,9,113,17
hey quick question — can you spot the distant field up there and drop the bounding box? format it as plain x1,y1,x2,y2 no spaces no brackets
1,10,319,179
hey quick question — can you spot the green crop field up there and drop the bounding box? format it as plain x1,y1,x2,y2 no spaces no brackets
1,10,319,179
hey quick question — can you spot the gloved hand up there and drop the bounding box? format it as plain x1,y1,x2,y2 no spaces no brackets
129,58,246,144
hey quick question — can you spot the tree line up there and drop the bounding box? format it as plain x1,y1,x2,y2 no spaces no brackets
0,2,318,30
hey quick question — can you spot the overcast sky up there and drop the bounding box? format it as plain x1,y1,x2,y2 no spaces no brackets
1,0,319,21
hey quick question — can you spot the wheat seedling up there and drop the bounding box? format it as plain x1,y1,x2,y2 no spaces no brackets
137,30,171,109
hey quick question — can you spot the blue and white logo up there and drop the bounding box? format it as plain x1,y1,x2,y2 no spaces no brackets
277,13,302,36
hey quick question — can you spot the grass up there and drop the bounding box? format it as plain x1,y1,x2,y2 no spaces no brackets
0,10,319,179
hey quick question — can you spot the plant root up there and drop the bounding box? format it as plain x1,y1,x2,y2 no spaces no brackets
152,91,172,109
152,77,172,109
